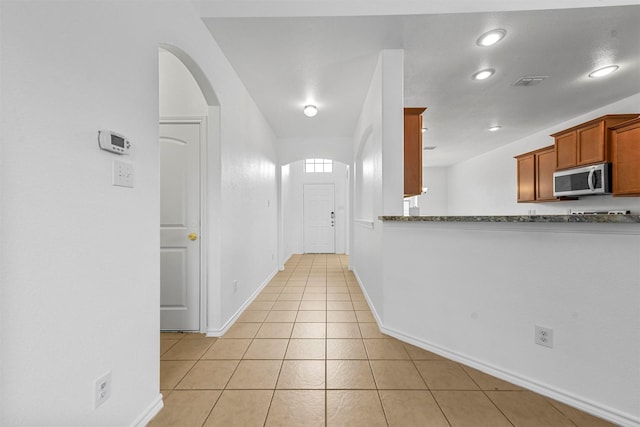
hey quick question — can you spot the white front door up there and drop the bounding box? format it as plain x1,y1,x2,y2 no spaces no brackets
303,184,336,253
160,121,202,331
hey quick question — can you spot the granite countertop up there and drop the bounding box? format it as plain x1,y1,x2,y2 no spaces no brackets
379,215,640,223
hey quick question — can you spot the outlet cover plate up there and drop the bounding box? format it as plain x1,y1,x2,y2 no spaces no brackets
535,325,553,348
94,371,112,409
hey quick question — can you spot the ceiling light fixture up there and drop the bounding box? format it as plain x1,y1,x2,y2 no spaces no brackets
472,68,495,81
476,29,507,47
588,65,619,78
488,125,502,132
303,104,318,117
421,127,428,133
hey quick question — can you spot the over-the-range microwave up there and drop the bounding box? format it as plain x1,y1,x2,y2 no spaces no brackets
553,162,612,197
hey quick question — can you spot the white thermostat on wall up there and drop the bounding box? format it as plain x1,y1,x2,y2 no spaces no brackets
98,130,131,155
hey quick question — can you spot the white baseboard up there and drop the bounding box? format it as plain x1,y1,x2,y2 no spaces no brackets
349,267,639,427
206,268,279,337
280,252,294,271
131,393,163,427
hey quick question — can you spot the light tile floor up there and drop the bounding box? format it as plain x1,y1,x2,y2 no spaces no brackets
151,254,614,427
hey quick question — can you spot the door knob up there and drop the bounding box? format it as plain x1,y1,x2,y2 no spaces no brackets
188,233,198,241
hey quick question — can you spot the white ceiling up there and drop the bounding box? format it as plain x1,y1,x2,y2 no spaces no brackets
200,2,640,166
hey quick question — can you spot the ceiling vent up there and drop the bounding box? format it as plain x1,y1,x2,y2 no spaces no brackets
513,76,548,87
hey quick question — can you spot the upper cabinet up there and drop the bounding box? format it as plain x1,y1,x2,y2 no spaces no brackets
535,146,558,201
404,107,426,197
552,114,639,170
515,145,559,203
515,152,535,202
610,117,640,196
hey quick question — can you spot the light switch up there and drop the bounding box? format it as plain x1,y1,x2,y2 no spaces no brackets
113,159,134,188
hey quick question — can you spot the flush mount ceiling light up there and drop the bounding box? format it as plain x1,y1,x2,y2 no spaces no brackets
476,29,507,47
588,65,619,78
303,104,318,117
472,68,495,81
488,125,502,132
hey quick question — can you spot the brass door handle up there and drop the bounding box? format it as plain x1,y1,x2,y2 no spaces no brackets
188,233,198,241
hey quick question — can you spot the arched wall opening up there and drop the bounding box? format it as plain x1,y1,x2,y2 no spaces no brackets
280,158,350,262
159,44,219,108
159,45,221,333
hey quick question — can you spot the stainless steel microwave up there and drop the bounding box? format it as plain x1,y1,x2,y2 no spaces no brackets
553,163,612,197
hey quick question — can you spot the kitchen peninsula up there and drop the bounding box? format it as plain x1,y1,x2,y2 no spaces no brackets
364,213,640,426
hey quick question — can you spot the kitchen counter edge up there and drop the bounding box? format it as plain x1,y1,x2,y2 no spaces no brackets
379,215,640,223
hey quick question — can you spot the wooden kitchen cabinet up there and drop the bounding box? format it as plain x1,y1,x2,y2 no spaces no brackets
610,117,640,196
404,107,427,197
516,152,536,202
535,146,557,201
554,131,577,170
552,114,638,170
515,145,560,202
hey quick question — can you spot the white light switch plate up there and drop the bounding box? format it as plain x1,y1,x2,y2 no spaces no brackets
113,160,134,188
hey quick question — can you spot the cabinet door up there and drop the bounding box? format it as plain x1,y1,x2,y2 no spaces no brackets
517,154,535,202
536,148,556,200
612,120,640,195
555,131,577,170
577,121,605,166
404,108,425,197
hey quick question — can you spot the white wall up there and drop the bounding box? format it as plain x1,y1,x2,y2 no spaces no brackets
417,166,448,215
279,137,353,166
280,160,348,258
0,1,278,425
280,164,293,265
350,50,404,321
159,49,208,117
380,221,640,426
447,92,640,215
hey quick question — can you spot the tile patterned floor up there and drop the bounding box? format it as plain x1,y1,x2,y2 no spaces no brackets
151,254,615,427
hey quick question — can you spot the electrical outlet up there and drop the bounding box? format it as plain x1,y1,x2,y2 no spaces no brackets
535,325,553,348
94,371,112,409
113,159,134,188
233,280,238,293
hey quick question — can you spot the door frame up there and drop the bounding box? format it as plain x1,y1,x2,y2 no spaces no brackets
160,116,208,333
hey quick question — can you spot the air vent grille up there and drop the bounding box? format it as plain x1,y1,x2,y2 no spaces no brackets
513,76,548,87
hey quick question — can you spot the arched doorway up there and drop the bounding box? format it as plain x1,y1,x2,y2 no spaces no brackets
280,158,350,260
158,46,218,332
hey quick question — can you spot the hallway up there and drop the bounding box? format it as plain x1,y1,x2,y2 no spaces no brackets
151,254,613,426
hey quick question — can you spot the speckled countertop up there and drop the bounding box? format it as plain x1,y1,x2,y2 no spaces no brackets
379,215,640,223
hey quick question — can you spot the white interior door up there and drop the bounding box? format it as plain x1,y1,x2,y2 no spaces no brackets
160,121,201,331
303,184,335,253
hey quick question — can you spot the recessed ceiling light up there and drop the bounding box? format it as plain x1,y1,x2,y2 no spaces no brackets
588,65,619,78
303,104,318,117
476,29,506,47
488,126,502,132
472,68,495,80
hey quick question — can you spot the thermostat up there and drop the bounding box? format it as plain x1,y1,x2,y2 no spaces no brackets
98,130,131,155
